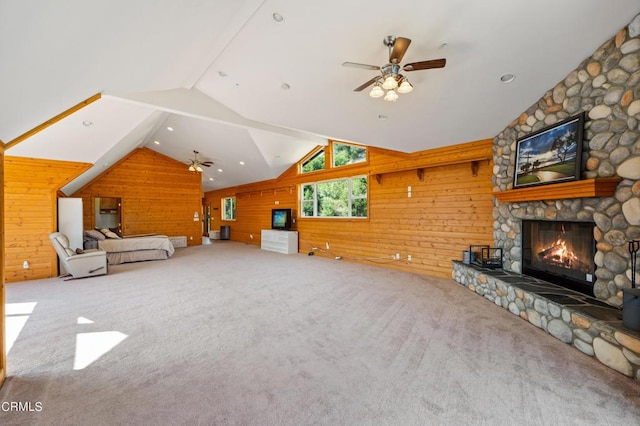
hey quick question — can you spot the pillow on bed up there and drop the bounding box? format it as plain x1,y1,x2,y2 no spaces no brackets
84,229,106,240
100,228,122,239
109,227,123,238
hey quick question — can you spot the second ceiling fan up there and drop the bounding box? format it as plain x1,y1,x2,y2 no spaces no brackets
188,150,213,172
343,36,446,102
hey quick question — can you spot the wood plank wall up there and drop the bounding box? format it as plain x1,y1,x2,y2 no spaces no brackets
0,144,6,385
204,139,495,278
72,148,203,245
3,157,91,282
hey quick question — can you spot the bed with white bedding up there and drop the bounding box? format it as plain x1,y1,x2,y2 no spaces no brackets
83,230,175,264
98,235,175,264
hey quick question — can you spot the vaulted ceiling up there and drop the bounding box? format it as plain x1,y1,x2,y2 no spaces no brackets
1,1,638,193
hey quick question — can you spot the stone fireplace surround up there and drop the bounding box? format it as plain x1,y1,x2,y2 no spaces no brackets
453,14,640,381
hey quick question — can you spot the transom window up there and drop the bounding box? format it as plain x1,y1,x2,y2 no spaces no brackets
301,149,325,173
332,142,366,168
301,176,367,218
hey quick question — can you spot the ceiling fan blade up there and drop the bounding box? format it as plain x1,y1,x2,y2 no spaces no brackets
354,76,380,92
403,58,446,71
201,162,213,167
342,62,380,71
389,37,411,64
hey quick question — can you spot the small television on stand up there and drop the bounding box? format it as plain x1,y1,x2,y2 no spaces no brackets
271,208,292,231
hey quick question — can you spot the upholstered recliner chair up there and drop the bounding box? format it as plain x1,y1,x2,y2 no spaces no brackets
49,232,108,278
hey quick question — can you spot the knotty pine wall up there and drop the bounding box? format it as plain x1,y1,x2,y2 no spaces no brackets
3,157,91,282
205,139,494,278
1,145,6,385
72,148,203,245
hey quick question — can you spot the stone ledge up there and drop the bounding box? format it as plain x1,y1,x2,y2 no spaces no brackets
452,261,640,381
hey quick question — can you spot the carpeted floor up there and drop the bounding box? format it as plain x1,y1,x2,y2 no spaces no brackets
1,242,639,425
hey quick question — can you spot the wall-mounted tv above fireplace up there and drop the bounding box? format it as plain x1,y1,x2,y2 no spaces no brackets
522,219,596,296
271,208,293,231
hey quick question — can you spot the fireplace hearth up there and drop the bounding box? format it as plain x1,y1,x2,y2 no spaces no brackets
522,220,596,297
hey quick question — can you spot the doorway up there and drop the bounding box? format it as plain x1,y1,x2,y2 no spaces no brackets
94,197,121,234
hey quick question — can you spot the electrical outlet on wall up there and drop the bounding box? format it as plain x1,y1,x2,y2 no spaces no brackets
407,255,412,262
23,260,29,269
326,242,330,249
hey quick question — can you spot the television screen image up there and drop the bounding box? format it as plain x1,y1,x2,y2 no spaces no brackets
271,208,292,230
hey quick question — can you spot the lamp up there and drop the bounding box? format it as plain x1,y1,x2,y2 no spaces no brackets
384,89,398,102
382,75,398,90
369,70,413,102
369,84,384,98
397,78,413,94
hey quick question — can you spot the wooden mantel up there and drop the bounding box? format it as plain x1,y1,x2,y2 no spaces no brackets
493,177,622,203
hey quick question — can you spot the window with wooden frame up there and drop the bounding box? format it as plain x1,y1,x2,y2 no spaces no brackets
331,141,367,168
301,176,367,218
300,148,326,173
222,197,236,221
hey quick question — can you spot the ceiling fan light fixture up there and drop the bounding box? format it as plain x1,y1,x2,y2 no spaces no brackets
397,79,413,94
196,165,203,172
382,75,398,90
188,165,196,172
369,84,384,98
384,89,398,102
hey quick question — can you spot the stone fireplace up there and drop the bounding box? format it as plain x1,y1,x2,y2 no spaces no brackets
492,15,640,307
521,219,596,296
453,13,640,381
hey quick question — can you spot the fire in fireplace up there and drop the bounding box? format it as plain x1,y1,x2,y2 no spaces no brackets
521,220,596,296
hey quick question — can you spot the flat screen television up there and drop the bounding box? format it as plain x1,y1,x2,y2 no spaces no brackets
271,208,292,230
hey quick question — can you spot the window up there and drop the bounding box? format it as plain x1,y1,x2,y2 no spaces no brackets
332,142,366,168
301,176,367,218
222,197,236,221
301,149,325,173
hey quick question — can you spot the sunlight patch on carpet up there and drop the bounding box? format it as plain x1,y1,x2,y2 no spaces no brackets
74,331,128,370
5,302,37,354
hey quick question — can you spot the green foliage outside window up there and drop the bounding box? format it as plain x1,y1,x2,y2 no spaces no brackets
301,176,367,218
222,197,236,220
332,142,366,167
301,150,325,173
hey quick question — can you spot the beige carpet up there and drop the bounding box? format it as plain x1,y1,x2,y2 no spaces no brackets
1,242,639,425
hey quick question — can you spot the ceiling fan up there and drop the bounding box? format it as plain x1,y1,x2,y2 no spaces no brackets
187,150,213,172
343,35,446,102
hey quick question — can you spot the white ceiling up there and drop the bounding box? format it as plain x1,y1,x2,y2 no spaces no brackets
2,1,639,193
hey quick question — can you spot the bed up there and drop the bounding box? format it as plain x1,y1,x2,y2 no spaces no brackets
84,229,175,265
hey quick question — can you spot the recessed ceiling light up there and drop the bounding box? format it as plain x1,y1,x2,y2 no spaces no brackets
209,178,214,181
500,73,516,83
239,161,245,165
82,120,93,127
218,168,223,173
272,12,284,23
281,83,290,90
378,114,388,120
218,71,227,77
167,126,173,131
153,140,160,145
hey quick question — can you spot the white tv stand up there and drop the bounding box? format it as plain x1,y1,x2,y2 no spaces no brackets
261,230,298,254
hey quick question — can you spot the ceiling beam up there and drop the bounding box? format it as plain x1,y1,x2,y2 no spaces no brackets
105,89,328,146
